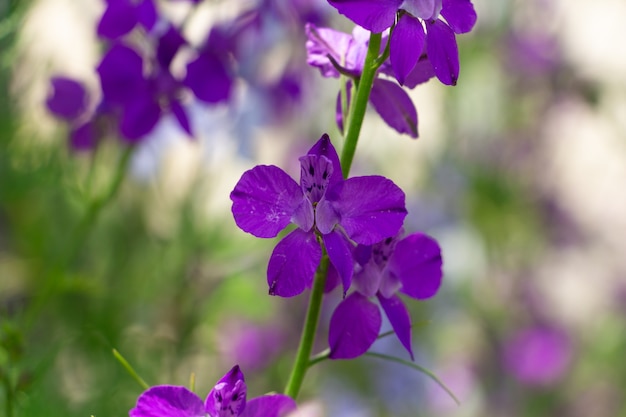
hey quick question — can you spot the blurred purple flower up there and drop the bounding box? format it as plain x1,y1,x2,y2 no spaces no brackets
306,23,433,137
327,0,477,85
230,134,407,297
219,321,286,372
129,365,296,417
503,326,573,386
97,0,157,40
329,232,442,359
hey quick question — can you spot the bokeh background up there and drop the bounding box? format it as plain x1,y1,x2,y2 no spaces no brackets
1,0,625,416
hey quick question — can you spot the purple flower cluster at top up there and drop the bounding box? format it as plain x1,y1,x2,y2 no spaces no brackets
230,134,407,297
327,0,477,86
130,365,296,417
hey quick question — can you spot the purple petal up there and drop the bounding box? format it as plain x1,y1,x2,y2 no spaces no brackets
239,395,297,417
306,133,343,186
119,96,161,141
184,51,232,104
46,77,88,120
230,165,305,238
323,230,355,295
97,1,138,39
402,55,436,88
441,0,477,34
329,292,381,359
157,25,187,69
324,262,341,293
299,155,334,204
426,20,459,86
170,99,192,136
327,0,401,33
353,258,382,298
305,23,353,78
390,14,425,86
129,385,205,417
369,78,418,138
205,365,247,417
389,233,443,299
267,229,322,297
401,0,442,20
69,122,97,151
378,293,414,359
97,44,146,105
137,0,157,32
324,176,407,245
335,81,352,134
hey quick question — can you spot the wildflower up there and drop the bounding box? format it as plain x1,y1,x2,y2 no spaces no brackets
129,365,296,417
327,0,477,85
230,134,407,297
329,232,442,359
97,0,157,40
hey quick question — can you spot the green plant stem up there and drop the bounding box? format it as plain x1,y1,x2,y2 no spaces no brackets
283,252,330,399
340,32,382,179
112,349,150,390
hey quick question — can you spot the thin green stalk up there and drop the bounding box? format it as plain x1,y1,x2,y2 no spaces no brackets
113,349,150,390
283,253,330,399
365,352,461,406
340,32,382,178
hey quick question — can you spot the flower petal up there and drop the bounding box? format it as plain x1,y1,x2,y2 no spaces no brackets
401,0,441,20
327,0,401,33
97,44,146,105
306,134,343,187
323,230,355,295
426,20,459,86
230,165,305,238
137,0,157,32
305,23,353,78
205,365,247,417
119,96,161,141
402,55,436,88
129,385,205,417
97,1,138,39
353,258,382,298
335,81,352,134
267,229,322,297
69,122,97,151
390,14,425,86
185,51,232,104
389,233,443,299
378,293,414,359
170,99,193,137
441,0,477,34
157,24,187,69
239,395,297,417
329,292,381,359
369,78,418,138
46,77,88,120
325,176,407,245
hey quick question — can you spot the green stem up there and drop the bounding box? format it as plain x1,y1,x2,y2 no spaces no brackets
283,253,330,399
340,32,382,179
112,349,150,390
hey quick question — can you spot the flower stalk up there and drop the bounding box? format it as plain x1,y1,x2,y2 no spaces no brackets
284,251,330,399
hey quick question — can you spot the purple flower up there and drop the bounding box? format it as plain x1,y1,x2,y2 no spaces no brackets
329,232,442,359
502,326,573,386
129,365,296,417
327,0,477,85
230,134,407,297
306,23,432,137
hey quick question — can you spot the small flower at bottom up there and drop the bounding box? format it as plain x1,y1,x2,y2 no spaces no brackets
328,231,443,359
129,365,296,417
230,134,407,297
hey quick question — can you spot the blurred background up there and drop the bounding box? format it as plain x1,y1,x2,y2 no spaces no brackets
1,0,625,416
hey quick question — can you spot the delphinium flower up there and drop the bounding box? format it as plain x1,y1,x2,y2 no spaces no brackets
97,0,157,40
327,0,477,86
306,23,434,137
130,365,296,417
230,134,407,297
329,231,443,359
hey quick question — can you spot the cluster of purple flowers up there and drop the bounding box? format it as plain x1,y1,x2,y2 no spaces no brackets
46,0,328,151
231,135,443,360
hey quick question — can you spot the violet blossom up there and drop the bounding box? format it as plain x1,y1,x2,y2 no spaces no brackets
129,365,296,417
230,134,407,297
306,23,435,137
329,231,442,359
327,0,477,86
97,0,157,40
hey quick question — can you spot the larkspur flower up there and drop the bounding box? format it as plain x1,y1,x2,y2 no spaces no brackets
230,134,407,297
97,0,157,40
328,231,442,359
130,365,296,417
327,0,477,86
306,23,435,137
